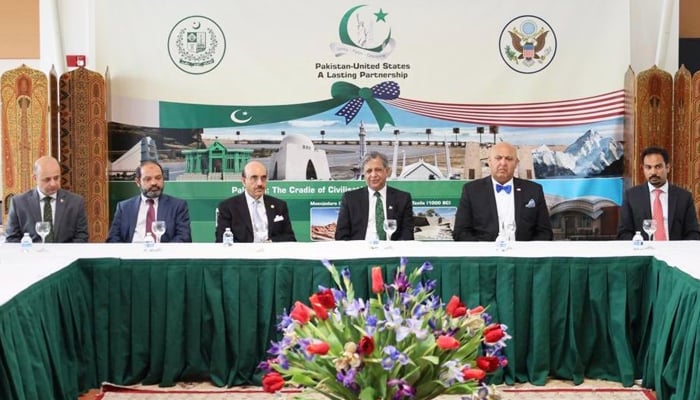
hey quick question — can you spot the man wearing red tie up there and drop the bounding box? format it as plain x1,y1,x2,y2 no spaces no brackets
453,142,553,241
617,147,700,241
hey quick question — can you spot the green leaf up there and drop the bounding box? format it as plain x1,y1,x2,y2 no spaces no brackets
359,387,377,400
422,355,440,365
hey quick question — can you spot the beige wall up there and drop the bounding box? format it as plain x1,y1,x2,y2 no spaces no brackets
0,0,39,58
681,0,700,38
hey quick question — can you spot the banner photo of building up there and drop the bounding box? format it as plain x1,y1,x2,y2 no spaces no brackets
97,0,630,242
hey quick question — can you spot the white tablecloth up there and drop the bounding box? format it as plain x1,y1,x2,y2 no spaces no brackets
1,240,698,306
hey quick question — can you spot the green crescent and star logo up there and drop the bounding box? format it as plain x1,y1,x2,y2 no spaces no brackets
331,5,395,57
160,6,400,131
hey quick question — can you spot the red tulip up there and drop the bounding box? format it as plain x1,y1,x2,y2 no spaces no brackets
358,336,375,355
468,305,485,315
445,296,467,318
290,301,313,324
476,355,500,372
371,267,385,294
315,288,335,309
484,323,505,343
436,335,460,350
306,341,330,355
462,367,486,381
262,371,285,393
309,294,329,320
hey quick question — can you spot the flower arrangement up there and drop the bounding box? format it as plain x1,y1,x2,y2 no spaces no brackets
259,258,510,400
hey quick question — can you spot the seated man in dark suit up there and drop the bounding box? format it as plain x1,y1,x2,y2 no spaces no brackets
5,156,89,243
617,146,700,240
107,160,192,242
335,151,414,241
215,160,296,243
453,142,553,241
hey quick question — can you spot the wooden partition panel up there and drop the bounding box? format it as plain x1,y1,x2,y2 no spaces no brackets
59,67,109,242
0,65,49,218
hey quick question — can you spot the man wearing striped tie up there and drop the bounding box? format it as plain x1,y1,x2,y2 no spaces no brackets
617,146,700,241
335,151,414,241
4,156,89,243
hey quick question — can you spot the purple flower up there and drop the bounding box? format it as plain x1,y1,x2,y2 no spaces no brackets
382,346,409,370
388,378,416,400
331,288,345,302
396,317,428,342
417,261,433,274
336,368,359,392
341,267,351,281
276,310,293,332
321,259,333,271
257,359,273,372
277,354,289,370
392,271,411,293
366,315,378,336
345,298,367,318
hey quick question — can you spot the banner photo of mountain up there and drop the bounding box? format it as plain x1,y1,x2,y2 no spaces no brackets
97,0,631,241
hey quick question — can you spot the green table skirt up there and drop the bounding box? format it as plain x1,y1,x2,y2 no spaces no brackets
0,256,696,400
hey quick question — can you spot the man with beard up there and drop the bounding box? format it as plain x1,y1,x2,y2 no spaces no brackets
215,160,296,243
107,160,192,242
617,146,699,240
5,156,89,242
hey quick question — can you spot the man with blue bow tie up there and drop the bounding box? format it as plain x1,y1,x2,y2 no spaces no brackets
453,142,553,241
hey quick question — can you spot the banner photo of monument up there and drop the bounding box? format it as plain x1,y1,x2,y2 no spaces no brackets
98,0,630,242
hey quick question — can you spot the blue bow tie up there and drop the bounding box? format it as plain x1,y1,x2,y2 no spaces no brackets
496,184,512,194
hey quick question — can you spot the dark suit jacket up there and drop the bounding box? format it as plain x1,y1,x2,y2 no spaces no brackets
617,184,700,240
107,194,192,243
215,194,296,242
5,188,89,243
335,186,414,241
453,176,553,241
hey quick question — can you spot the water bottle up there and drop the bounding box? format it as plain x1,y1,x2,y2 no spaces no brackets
495,231,508,252
368,232,380,249
144,232,155,252
223,228,234,247
20,232,33,253
632,231,644,250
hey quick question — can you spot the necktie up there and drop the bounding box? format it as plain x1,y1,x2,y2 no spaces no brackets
252,199,265,242
653,189,667,241
374,191,386,240
43,197,54,242
145,199,155,237
496,184,512,194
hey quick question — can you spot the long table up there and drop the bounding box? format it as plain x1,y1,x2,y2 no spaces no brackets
0,241,698,400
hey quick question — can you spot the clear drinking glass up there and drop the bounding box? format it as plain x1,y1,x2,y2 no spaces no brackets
383,219,397,248
253,223,268,252
505,221,516,248
35,221,51,251
642,219,657,248
151,220,166,249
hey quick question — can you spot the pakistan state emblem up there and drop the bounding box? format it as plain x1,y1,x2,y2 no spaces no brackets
499,15,556,74
168,16,226,75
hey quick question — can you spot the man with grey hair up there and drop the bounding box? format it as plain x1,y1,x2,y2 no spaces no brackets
335,151,414,240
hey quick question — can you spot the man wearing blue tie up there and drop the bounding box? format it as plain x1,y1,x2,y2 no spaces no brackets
453,142,553,241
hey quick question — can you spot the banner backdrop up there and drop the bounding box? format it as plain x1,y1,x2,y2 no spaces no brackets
96,1,631,242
